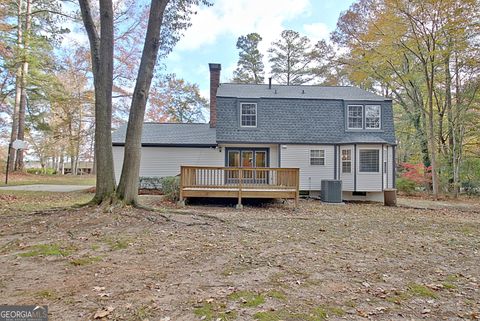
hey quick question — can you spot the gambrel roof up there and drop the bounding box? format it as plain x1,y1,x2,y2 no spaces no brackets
217,84,387,101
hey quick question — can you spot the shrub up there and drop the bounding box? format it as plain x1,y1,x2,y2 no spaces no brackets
138,176,163,190
461,181,480,196
396,177,417,195
400,162,432,185
161,176,180,202
26,167,56,175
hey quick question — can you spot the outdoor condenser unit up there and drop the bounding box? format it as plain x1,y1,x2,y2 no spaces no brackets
321,180,343,203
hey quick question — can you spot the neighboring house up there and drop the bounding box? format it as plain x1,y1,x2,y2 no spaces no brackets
112,63,396,202
63,161,94,175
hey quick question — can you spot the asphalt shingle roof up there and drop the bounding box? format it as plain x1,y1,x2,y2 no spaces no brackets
216,83,388,101
112,123,217,146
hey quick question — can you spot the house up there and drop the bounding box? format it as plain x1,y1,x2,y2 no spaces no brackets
112,63,396,203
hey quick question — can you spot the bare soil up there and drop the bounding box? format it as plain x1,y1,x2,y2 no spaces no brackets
0,195,479,321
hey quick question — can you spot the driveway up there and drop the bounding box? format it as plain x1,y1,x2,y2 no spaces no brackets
0,184,93,192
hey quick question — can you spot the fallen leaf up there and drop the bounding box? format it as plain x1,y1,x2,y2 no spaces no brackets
93,306,114,319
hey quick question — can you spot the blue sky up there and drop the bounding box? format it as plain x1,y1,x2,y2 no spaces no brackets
163,0,355,98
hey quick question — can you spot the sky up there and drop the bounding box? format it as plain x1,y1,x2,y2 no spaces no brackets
63,0,355,99
162,0,355,98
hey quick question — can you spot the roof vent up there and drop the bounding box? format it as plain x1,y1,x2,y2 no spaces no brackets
302,89,305,94
274,89,277,94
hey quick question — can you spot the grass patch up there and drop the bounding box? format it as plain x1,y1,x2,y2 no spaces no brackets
104,237,131,251
194,302,237,321
34,289,58,300
19,244,73,257
313,305,345,318
254,304,344,321
442,282,457,290
385,291,409,304
69,255,102,266
266,290,286,301
228,290,265,308
407,283,438,299
442,274,459,290
0,174,95,187
254,310,314,321
133,305,152,320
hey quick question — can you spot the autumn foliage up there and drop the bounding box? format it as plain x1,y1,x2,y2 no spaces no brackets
399,163,432,185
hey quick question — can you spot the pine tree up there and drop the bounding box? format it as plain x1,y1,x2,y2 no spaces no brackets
232,33,264,84
268,30,316,85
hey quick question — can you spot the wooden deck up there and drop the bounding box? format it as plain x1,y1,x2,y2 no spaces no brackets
179,166,300,208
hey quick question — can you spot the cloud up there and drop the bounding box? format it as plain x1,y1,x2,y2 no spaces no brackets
176,0,311,51
303,22,330,42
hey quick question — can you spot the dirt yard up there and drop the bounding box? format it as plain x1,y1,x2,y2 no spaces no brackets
0,192,479,321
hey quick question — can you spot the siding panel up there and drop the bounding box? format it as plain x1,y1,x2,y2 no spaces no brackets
280,145,334,190
356,144,383,191
388,146,394,188
112,146,224,182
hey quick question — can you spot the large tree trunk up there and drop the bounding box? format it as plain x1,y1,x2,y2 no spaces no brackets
116,0,170,205
78,0,116,203
15,0,31,172
8,0,23,172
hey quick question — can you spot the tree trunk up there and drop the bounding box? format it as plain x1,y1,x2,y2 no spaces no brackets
15,0,31,172
116,0,170,205
78,0,116,203
426,62,439,199
8,0,23,172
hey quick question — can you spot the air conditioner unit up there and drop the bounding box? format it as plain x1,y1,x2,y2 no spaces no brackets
321,180,343,203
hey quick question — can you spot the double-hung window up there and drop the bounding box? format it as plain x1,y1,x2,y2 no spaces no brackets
310,150,325,165
341,149,352,173
348,105,363,129
365,105,381,129
359,149,379,172
240,103,257,127
347,105,382,129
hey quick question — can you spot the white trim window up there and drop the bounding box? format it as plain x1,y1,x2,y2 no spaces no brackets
310,149,325,165
348,105,363,129
341,149,352,173
359,149,380,172
365,105,381,129
240,103,257,127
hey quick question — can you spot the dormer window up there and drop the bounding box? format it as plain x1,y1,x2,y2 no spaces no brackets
347,104,382,130
365,105,381,129
240,103,257,127
347,105,363,129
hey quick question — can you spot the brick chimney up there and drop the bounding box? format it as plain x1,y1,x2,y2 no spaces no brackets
209,63,221,128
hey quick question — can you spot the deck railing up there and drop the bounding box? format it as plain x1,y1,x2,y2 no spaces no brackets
179,166,300,207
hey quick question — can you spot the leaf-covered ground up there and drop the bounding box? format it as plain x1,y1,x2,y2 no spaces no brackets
0,192,479,320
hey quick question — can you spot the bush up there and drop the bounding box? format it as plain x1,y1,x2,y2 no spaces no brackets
461,181,480,196
26,168,57,175
161,176,180,202
138,176,163,190
396,177,417,195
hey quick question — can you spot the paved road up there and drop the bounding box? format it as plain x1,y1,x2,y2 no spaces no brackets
0,184,94,192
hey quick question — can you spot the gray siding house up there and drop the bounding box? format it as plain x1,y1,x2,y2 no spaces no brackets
113,63,396,202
